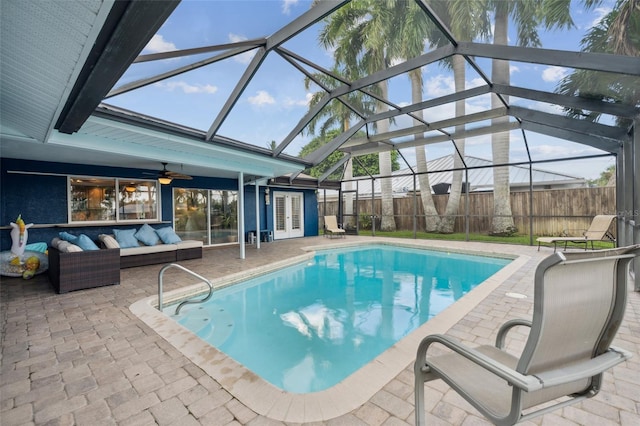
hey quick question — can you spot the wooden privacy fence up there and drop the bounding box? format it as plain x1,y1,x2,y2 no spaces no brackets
319,187,617,237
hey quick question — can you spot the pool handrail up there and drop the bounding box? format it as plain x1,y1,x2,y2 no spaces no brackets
157,263,213,315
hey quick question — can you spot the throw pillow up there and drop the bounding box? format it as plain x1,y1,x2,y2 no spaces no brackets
135,224,160,246
76,234,99,251
51,237,62,249
99,234,120,249
113,229,140,249
65,244,83,253
59,231,78,243
56,240,71,252
57,240,83,252
155,227,182,244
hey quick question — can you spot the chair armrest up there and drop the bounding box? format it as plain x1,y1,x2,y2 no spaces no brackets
416,334,543,392
533,347,632,387
495,319,532,349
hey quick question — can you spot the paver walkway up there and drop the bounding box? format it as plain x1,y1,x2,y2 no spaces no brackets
1,237,638,425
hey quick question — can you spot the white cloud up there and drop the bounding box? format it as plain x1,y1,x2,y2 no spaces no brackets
248,90,276,106
228,33,256,64
590,7,612,28
529,144,589,158
541,66,568,83
284,93,313,107
143,34,176,53
155,81,218,95
467,77,486,89
424,74,454,97
282,0,298,15
509,65,520,75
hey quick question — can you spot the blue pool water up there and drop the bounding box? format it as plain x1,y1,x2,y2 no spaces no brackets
166,245,510,393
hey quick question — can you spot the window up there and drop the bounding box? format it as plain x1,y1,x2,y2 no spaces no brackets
118,180,159,221
69,177,159,223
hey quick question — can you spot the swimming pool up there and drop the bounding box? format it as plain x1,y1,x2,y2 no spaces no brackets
130,240,526,422
164,244,510,393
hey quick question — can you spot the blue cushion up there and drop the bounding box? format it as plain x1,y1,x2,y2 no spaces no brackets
155,227,182,244
135,224,160,246
59,231,78,243
25,242,48,253
112,229,140,248
76,234,99,251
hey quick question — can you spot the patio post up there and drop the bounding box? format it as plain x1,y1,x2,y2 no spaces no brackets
413,173,417,239
465,168,469,241
239,172,245,259
255,182,261,249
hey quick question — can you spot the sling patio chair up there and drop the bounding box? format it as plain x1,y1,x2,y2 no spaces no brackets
536,214,617,252
323,215,345,238
414,244,639,426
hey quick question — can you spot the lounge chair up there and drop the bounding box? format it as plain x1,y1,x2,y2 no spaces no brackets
323,215,345,238
536,214,616,251
414,244,639,426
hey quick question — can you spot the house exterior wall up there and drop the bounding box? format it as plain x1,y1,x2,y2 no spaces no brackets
1,159,318,250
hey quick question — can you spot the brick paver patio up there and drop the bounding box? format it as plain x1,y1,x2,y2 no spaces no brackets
1,237,639,425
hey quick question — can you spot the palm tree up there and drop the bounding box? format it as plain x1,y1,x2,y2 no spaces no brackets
385,0,488,233
387,0,441,232
303,67,375,228
488,0,574,236
426,1,490,233
319,0,398,231
556,0,639,128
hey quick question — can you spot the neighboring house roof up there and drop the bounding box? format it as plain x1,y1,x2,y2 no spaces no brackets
342,155,588,196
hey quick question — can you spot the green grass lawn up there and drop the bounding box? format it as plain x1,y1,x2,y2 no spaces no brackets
336,229,616,250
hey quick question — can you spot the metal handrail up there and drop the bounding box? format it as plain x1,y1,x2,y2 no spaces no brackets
157,263,213,315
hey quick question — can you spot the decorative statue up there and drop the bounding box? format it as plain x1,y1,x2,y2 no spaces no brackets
10,214,34,258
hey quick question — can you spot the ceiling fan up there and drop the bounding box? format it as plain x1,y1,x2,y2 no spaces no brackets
145,162,193,184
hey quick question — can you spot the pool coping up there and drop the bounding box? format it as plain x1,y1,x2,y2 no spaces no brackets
129,240,529,423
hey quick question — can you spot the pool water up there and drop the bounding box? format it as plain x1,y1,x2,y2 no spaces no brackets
166,245,510,393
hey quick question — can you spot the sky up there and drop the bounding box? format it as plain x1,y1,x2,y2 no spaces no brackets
109,0,621,181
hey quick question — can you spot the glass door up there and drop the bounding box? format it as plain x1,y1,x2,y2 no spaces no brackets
173,189,209,244
273,191,304,240
173,188,238,245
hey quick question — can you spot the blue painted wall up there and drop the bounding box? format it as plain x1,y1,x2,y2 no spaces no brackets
1,158,318,250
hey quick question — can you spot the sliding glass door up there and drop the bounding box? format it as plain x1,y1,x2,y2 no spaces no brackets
173,188,238,245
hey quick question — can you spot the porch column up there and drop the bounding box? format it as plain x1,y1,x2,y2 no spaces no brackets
238,172,245,259
255,182,261,249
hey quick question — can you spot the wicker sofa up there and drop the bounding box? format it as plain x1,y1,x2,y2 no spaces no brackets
48,246,120,294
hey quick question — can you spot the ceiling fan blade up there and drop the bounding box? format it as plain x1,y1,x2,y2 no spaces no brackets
166,172,193,180
141,162,194,181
